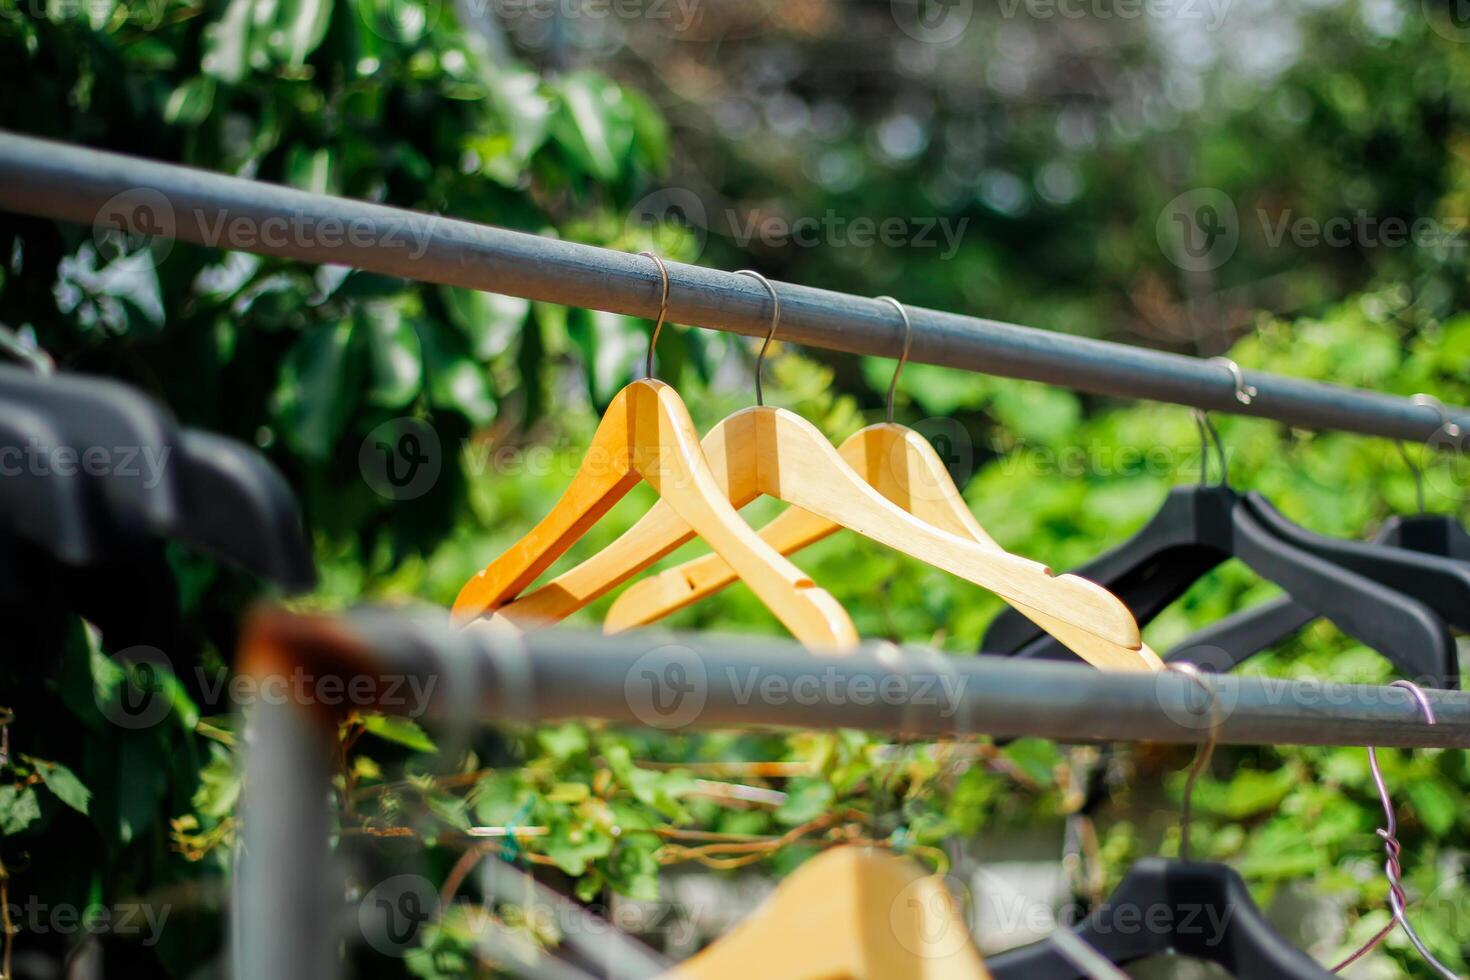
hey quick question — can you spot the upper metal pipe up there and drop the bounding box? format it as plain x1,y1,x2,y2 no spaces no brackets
1,131,1467,446
241,608,1470,750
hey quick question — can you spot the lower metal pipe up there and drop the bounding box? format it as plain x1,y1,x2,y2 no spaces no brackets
242,607,1470,750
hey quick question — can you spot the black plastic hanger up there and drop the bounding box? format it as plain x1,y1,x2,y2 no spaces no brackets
985,482,1459,686
0,364,314,592
0,399,105,565
983,403,1460,688
1242,490,1470,631
987,857,1336,979
992,664,1337,979
1381,512,1470,561
1167,493,1470,671
0,364,183,544
176,430,316,592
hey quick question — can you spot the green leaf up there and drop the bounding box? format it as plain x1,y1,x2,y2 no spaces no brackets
270,0,334,67
537,723,590,762
202,0,254,82
0,785,41,835
360,715,438,753
567,307,640,407
1406,779,1458,836
774,778,835,826
357,304,423,408
550,72,635,184
285,145,335,195
485,67,553,166
440,286,528,361
543,818,614,875
274,321,362,458
164,77,216,127
418,320,496,426
25,757,91,815
607,832,662,901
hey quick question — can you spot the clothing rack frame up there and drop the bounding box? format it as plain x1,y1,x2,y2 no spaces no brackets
1,131,1468,447
3,132,1469,977
234,607,1470,980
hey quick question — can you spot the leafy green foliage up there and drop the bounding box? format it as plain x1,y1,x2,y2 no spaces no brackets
3,1,1470,977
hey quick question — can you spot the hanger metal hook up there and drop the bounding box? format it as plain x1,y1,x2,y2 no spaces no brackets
1208,355,1257,406
875,296,913,424
1165,662,1222,863
1395,441,1427,515
639,251,671,381
1332,680,1458,979
1411,392,1463,440
1191,409,1229,487
735,270,780,407
0,323,54,375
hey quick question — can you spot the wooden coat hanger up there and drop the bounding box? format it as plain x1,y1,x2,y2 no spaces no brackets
452,254,857,653
665,846,992,980
493,280,1143,656
605,298,1161,672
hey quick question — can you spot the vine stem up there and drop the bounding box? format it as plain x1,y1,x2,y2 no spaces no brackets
1,854,13,980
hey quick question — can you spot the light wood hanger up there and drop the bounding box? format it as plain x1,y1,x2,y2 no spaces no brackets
492,279,1142,653
664,846,992,980
452,255,857,653
608,422,1163,671
607,299,1161,671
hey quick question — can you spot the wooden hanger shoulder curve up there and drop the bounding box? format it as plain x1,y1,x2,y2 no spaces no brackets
495,410,1142,652
607,422,1162,672
452,379,856,652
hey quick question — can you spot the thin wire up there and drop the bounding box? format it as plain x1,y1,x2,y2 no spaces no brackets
1191,409,1228,487
0,323,54,375
1049,928,1133,980
1332,681,1460,979
1165,662,1222,863
638,251,671,381
1396,442,1427,515
875,296,913,423
1209,355,1258,405
1413,393,1464,440
735,270,780,407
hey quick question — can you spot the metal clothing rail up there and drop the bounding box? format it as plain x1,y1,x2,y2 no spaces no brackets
243,607,1470,749
1,131,1468,446
233,606,1470,980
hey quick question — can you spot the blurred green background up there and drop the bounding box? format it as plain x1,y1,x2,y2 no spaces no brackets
1,0,1469,976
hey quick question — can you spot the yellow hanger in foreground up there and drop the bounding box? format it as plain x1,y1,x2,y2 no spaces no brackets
452,255,856,652
665,846,992,980
607,298,1162,672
